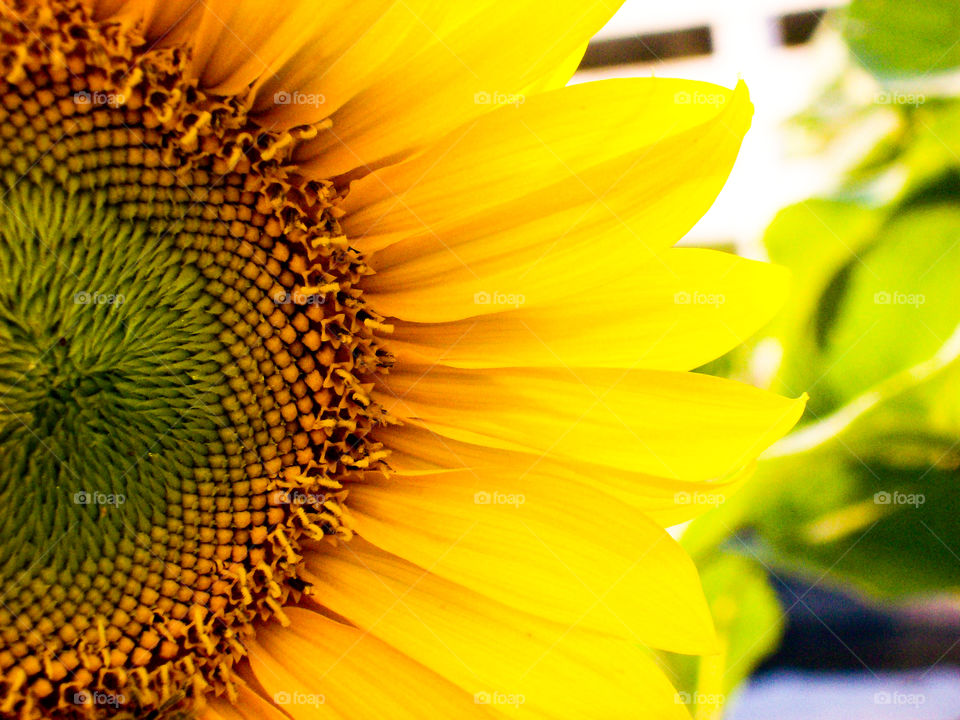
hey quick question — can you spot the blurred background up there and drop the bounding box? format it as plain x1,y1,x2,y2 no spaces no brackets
573,1,960,718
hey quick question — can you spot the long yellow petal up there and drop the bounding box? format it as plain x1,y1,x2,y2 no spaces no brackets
185,0,347,93
92,0,198,34
293,2,623,176
93,1,451,106
248,609,495,719
344,469,716,653
344,77,749,242
346,79,752,321
375,366,806,481
303,538,691,719
200,683,288,720
377,424,748,527
247,3,478,125
387,248,789,370
94,0,303,83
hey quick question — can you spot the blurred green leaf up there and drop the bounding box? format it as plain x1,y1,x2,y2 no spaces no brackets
663,553,784,719
757,201,960,424
818,205,960,402
844,0,960,78
893,101,960,198
693,320,960,598
697,554,784,699
759,199,883,418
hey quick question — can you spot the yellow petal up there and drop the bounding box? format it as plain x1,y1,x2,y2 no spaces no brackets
523,42,589,95
303,538,691,719
92,0,198,34
200,682,287,720
376,365,806,481
344,77,749,242
346,79,752,321
93,0,277,76
387,248,789,370
184,0,346,93
94,1,449,107
293,2,622,176
90,0,139,21
344,469,716,653
247,608,495,719
378,423,748,527
248,2,472,125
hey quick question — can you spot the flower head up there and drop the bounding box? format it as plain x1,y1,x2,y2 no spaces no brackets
0,2,804,718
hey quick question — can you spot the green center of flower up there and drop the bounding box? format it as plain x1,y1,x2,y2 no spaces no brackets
0,184,233,547
0,3,393,718
0,176,316,718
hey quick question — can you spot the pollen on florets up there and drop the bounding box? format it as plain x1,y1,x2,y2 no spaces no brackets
0,2,394,718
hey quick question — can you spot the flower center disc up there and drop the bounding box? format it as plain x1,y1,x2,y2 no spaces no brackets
0,3,392,718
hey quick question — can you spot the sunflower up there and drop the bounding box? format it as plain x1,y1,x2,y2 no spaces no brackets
0,1,805,718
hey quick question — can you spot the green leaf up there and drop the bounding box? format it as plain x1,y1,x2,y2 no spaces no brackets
844,0,960,78
760,199,883,419
892,100,960,199
707,323,960,597
820,205,960,402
